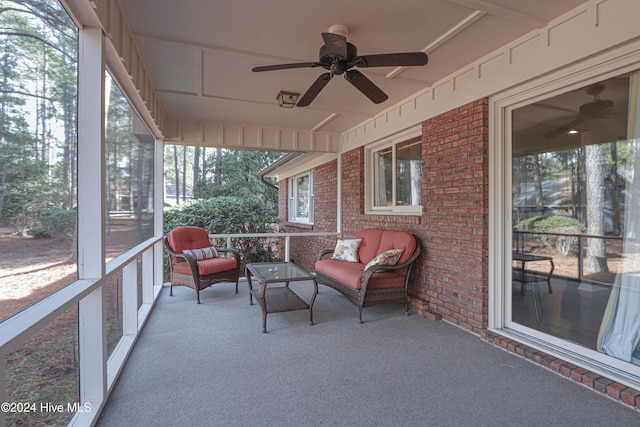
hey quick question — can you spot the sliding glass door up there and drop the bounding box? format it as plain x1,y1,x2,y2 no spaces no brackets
510,71,640,367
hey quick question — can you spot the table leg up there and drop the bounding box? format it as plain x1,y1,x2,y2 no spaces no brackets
546,259,555,293
520,260,526,295
246,268,254,305
309,278,318,325
259,282,267,333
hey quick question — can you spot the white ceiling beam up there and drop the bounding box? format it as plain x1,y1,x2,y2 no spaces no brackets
311,113,340,132
444,0,547,28
135,33,305,64
386,11,485,80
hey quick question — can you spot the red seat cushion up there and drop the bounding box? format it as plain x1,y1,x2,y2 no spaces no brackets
174,257,238,276
315,259,405,290
315,259,364,289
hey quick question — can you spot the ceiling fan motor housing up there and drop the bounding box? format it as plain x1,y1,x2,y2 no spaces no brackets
319,42,358,74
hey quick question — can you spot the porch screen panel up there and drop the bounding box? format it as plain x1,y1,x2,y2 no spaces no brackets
510,72,640,368
105,74,155,262
0,0,79,322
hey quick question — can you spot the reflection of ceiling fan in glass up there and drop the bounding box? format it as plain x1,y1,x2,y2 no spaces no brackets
544,84,615,139
252,25,428,107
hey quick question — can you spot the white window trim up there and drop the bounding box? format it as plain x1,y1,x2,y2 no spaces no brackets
364,125,422,215
490,46,640,389
288,171,313,224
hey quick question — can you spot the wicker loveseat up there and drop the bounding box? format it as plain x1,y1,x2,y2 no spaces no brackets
315,228,420,322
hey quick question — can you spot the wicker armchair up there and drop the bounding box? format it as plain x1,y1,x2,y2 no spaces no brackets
164,226,241,303
315,229,420,322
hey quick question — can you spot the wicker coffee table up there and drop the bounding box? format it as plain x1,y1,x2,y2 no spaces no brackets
245,262,318,333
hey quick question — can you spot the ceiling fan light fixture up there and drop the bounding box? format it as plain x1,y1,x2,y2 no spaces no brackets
276,91,299,108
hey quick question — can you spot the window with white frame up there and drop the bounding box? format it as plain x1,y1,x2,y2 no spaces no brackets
366,128,422,214
288,171,313,223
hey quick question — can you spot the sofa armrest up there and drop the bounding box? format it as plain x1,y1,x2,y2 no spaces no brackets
360,238,421,291
317,249,334,262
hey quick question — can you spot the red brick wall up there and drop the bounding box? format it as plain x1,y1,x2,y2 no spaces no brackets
277,99,489,333
421,99,489,332
279,160,338,273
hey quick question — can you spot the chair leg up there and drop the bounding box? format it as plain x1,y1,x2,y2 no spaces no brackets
235,277,239,294
170,283,173,296
358,307,363,324
196,288,201,304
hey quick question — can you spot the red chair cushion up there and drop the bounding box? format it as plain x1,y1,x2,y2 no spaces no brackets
167,226,211,254
173,257,238,276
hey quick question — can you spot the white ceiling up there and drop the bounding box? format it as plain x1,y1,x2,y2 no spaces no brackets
120,0,589,135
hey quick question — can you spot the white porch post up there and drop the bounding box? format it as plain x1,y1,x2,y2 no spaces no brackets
76,26,107,412
337,152,342,235
154,138,165,292
122,262,138,336
142,248,154,305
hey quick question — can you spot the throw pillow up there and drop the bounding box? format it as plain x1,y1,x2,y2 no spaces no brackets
331,238,362,263
364,248,404,270
183,246,218,260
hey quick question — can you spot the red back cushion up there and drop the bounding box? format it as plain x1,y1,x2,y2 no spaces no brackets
355,229,384,265
378,230,417,265
167,226,211,253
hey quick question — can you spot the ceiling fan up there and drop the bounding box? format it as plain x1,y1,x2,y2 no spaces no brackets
252,25,428,107
543,84,615,139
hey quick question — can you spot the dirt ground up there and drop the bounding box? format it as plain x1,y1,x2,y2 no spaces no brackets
0,220,146,321
0,226,77,322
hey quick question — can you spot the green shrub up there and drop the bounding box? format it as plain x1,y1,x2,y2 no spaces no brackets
29,209,76,242
517,215,586,232
517,215,586,255
163,196,280,266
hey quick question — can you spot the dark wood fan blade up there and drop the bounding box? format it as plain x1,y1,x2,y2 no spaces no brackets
345,70,388,104
297,73,332,107
354,52,428,68
321,32,347,59
252,62,320,72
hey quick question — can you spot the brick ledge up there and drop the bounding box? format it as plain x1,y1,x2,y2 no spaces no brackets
481,330,640,411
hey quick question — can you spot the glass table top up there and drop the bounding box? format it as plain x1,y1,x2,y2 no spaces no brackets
246,262,313,283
